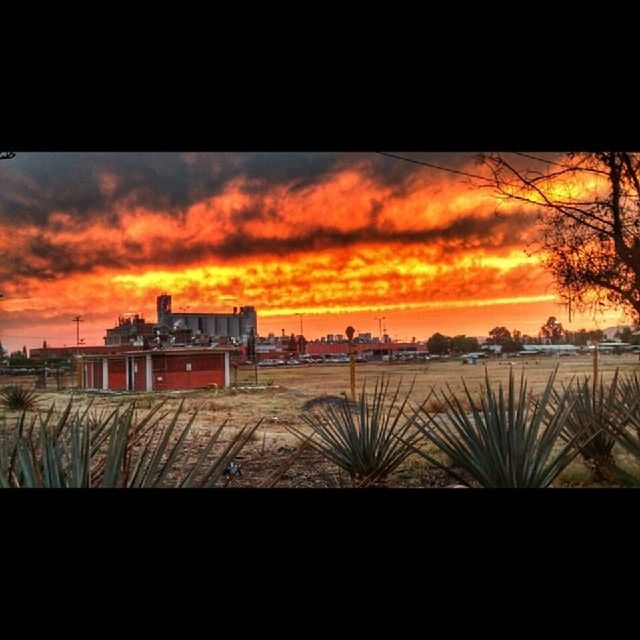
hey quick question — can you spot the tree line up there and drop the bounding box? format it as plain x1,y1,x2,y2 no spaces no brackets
425,316,636,355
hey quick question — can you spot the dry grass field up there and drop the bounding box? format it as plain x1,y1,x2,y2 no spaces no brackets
2,353,640,487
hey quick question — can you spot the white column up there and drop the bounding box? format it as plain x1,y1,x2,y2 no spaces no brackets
102,359,108,390
224,352,230,388
146,354,153,392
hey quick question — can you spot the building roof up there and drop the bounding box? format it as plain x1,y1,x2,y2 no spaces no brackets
81,347,240,359
522,344,579,351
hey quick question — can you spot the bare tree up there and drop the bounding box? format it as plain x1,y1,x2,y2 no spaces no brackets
481,152,640,324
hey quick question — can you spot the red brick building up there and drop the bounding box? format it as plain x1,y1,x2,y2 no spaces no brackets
306,341,422,360
81,348,236,392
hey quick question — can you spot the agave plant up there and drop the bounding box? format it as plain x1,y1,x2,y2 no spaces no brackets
408,367,586,488
0,397,266,488
556,374,618,479
0,386,38,412
596,373,640,483
613,372,640,442
290,377,427,486
600,406,640,470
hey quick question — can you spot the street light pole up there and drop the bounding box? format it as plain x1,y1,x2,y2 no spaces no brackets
346,325,356,402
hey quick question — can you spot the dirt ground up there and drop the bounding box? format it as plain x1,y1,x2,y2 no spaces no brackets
2,353,639,487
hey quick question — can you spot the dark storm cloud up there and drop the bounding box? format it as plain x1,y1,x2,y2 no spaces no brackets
1,212,535,282
0,234,130,280
230,203,284,225
0,153,340,226
0,152,465,228
209,212,534,259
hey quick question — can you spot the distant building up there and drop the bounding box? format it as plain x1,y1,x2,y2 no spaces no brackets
594,342,633,353
306,340,419,361
602,325,632,340
101,294,258,348
155,294,257,344
104,314,156,346
521,344,579,354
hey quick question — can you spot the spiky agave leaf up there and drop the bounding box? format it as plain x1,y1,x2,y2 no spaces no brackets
196,419,263,487
409,367,586,488
127,401,202,487
0,410,40,487
2,399,261,489
256,435,314,488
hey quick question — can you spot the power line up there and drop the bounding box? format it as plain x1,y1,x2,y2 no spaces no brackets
375,151,494,183
0,334,79,339
511,151,579,171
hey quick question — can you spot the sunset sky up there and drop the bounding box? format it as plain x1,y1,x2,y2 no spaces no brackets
0,152,630,353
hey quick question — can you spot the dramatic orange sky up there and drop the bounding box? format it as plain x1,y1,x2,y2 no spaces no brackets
0,152,630,352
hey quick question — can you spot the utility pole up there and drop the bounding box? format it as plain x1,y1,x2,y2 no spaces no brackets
346,325,356,402
375,316,385,342
297,313,304,336
592,338,598,412
73,315,83,356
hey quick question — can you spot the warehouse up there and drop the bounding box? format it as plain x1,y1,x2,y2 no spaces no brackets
81,348,236,392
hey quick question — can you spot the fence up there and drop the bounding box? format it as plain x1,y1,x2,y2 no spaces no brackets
0,362,80,391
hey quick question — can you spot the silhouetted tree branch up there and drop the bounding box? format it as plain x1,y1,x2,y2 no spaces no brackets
480,152,640,324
